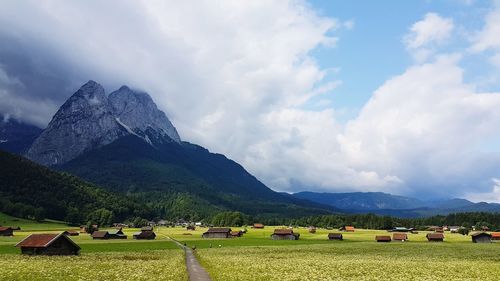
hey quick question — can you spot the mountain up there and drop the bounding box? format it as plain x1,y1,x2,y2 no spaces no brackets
26,81,334,220
0,114,42,154
0,149,145,223
292,191,500,218
293,191,427,210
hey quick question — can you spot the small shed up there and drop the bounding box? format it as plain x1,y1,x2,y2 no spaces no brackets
339,226,355,232
390,227,411,232
0,227,14,236
449,226,461,233
108,228,127,239
16,233,80,255
271,229,300,240
91,231,110,240
253,223,264,229
491,232,500,241
202,228,232,238
375,235,391,242
141,226,153,232
328,233,343,240
230,231,243,237
471,232,492,243
186,225,196,231
63,230,79,236
308,226,316,233
392,233,408,242
426,233,444,242
133,231,156,240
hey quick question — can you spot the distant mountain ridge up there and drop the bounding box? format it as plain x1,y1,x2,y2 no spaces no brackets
293,191,500,217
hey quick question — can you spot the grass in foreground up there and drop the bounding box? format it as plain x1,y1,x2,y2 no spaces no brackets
0,250,187,281
196,242,500,281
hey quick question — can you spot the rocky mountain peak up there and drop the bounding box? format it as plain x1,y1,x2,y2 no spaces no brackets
26,81,181,166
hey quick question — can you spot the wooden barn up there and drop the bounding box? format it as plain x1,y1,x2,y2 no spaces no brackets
186,225,196,231
253,223,264,229
339,226,355,232
63,230,79,236
426,233,444,242
471,232,492,243
271,229,300,240
108,228,127,239
375,235,391,242
230,230,243,237
328,233,343,240
0,227,14,236
491,232,500,241
202,228,232,238
91,231,110,240
392,233,408,242
16,233,80,255
133,230,156,240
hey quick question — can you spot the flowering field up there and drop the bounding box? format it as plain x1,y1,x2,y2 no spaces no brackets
196,242,500,280
0,250,187,281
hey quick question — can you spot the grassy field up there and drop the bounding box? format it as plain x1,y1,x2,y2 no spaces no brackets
0,220,499,280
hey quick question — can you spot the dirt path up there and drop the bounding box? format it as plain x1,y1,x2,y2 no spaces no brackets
170,238,212,281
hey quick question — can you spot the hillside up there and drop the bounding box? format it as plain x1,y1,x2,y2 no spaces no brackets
60,135,336,220
0,150,146,224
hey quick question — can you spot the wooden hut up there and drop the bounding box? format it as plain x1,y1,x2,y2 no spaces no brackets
426,233,444,242
392,233,408,242
230,230,243,237
271,229,300,240
186,225,196,231
491,232,500,241
108,228,127,239
141,226,153,232
63,230,79,236
308,226,316,233
471,232,492,243
133,230,156,240
375,235,391,242
91,231,110,240
16,233,80,255
253,223,264,229
202,228,232,238
328,233,343,240
339,226,355,232
0,227,14,236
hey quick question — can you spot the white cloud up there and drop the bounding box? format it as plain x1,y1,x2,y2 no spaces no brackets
466,178,500,203
404,13,454,62
471,2,500,71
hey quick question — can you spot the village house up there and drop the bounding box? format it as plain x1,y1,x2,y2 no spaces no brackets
471,232,492,243
252,223,264,229
133,230,156,240
271,229,300,240
375,235,391,242
426,233,444,242
392,233,408,242
202,228,232,238
339,226,355,232
328,233,343,240
108,228,127,239
0,226,14,236
16,233,80,255
91,231,110,240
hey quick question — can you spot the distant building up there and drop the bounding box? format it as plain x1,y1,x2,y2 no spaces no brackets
328,233,343,240
0,227,14,236
91,231,110,240
339,226,355,232
202,228,232,238
471,232,492,243
230,230,243,237
389,227,411,232
253,223,264,229
16,233,80,255
107,228,127,239
392,233,408,242
426,233,444,242
308,226,316,233
492,232,500,241
375,235,391,242
449,226,461,233
62,230,79,236
133,231,156,240
186,225,196,231
141,226,153,232
271,229,300,240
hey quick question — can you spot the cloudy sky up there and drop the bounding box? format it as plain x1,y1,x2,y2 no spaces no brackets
1,0,500,202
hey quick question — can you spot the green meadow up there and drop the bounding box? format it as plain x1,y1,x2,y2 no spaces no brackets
1,215,499,280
